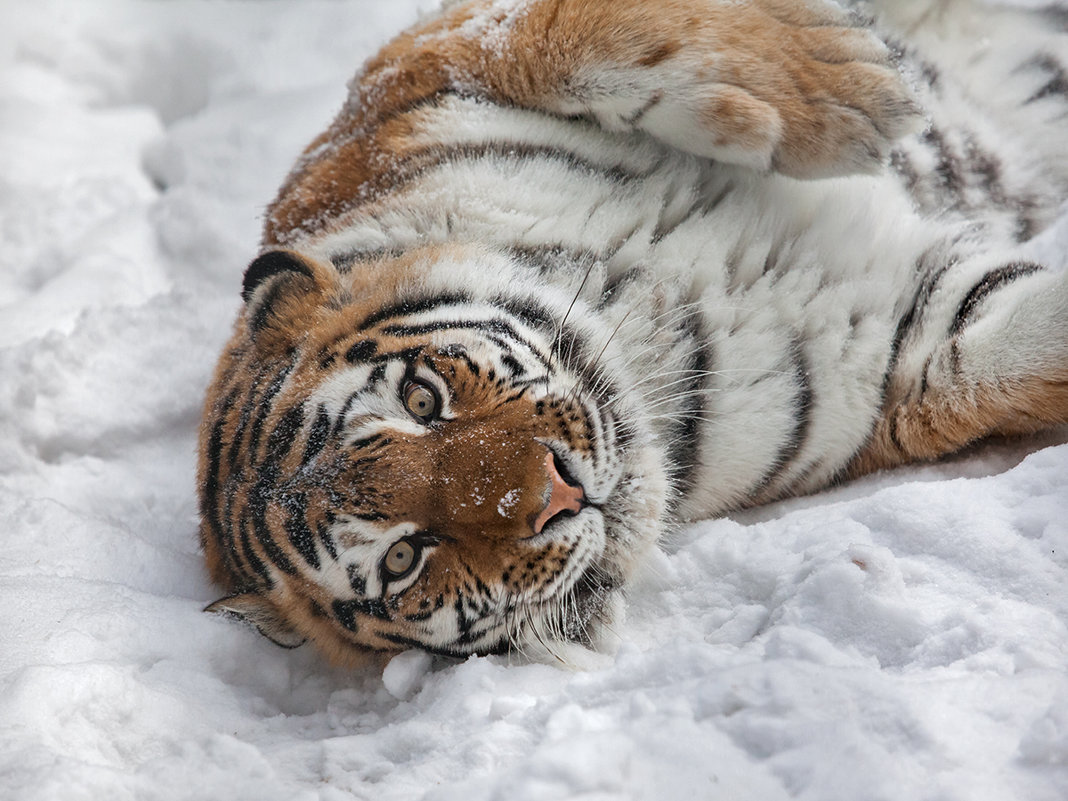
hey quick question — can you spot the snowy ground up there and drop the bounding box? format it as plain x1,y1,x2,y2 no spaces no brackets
2,2,1067,799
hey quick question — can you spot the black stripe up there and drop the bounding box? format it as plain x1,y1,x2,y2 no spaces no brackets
377,631,500,658
697,179,734,216
359,292,472,330
317,522,338,561
301,404,331,465
265,404,305,464
1041,7,1068,32
548,322,589,376
776,346,815,479
227,369,267,473
221,483,252,585
599,266,644,309
435,344,482,376
950,262,1043,335
352,511,388,522
334,597,390,628
238,516,273,589
368,361,389,386
347,564,367,596
505,243,600,280
665,310,711,500
652,179,733,244
751,342,814,498
282,491,321,570
247,360,295,459
624,90,663,125
494,295,556,333
249,475,299,577
456,557,493,603
246,404,306,578
332,599,360,633
332,391,360,438
1025,55,1068,104
962,137,1007,208
200,387,240,578
349,434,384,451
391,140,647,193
344,339,378,363
365,85,467,133
881,250,957,394
1013,196,1042,243
500,354,524,377
382,318,551,369
922,127,963,197
887,409,906,455
453,596,474,638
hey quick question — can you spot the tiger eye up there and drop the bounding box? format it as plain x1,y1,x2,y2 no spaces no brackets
384,540,417,577
404,382,438,420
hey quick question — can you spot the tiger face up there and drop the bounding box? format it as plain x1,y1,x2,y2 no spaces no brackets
198,245,669,661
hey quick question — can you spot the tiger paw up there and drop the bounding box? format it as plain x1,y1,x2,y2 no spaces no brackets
543,0,922,178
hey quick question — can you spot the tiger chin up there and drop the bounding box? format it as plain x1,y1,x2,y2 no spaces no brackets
198,0,1068,665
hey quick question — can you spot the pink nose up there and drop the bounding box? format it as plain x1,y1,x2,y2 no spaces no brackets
532,451,585,533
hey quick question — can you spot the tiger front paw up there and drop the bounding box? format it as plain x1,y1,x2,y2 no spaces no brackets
553,0,923,178
745,0,924,177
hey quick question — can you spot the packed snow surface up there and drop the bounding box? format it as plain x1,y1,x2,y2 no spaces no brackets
2,2,1068,799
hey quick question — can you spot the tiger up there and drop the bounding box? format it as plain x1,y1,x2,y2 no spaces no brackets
197,0,1068,664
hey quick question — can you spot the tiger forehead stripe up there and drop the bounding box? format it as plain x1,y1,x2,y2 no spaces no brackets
357,291,473,331
379,316,550,361
344,339,378,363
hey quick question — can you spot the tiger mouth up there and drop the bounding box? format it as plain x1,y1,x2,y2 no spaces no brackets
483,559,617,657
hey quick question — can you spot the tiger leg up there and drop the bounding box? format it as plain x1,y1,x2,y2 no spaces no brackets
849,258,1068,477
492,0,922,178
270,0,920,245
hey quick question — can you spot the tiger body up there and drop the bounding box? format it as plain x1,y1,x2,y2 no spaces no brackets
198,0,1068,661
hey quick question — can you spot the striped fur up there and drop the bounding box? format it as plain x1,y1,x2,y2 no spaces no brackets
198,0,1068,663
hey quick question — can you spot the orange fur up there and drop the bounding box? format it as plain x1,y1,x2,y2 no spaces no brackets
849,373,1068,477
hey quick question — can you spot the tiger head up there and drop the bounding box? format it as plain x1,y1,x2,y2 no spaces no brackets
198,244,669,662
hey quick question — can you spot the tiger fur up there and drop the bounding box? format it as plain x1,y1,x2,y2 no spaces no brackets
198,0,1068,663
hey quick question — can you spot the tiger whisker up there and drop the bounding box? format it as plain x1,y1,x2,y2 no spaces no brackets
550,259,599,371
567,307,635,403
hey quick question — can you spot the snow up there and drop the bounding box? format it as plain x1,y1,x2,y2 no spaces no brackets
1,1,1067,799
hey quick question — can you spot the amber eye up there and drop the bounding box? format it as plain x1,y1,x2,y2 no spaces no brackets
404,380,439,422
383,539,418,579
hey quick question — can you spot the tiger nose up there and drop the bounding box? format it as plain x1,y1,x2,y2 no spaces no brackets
532,451,585,534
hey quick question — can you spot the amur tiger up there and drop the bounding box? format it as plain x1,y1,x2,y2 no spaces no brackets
198,0,1068,663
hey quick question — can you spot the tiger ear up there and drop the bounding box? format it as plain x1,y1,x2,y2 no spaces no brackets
241,249,328,349
205,592,307,649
